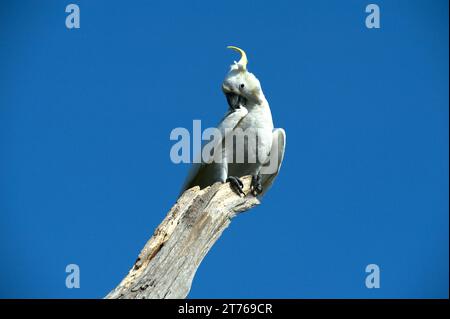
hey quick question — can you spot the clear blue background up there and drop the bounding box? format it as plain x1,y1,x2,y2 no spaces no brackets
0,0,448,298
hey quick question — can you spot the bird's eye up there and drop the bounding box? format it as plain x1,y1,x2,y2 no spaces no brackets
240,84,245,89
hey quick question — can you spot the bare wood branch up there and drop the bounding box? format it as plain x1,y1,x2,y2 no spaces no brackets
106,175,260,299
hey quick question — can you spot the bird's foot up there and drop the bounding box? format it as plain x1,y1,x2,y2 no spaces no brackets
251,173,263,196
226,176,245,196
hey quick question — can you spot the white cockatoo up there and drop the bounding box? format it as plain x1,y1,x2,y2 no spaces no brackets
181,46,286,197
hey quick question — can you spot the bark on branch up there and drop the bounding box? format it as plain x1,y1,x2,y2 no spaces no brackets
106,175,260,299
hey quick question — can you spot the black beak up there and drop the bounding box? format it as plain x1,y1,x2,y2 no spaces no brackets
226,92,239,109
225,93,247,110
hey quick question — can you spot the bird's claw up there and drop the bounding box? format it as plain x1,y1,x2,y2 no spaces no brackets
251,174,263,196
226,176,245,196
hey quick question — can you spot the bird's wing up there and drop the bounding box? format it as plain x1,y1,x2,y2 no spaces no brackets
180,107,248,194
259,128,286,197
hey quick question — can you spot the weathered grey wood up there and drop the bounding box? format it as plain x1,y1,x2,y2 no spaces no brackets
106,175,260,299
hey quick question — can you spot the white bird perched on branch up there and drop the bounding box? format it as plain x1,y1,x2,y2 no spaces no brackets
181,46,286,197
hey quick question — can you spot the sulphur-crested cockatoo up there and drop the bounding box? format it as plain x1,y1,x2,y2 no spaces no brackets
181,46,286,197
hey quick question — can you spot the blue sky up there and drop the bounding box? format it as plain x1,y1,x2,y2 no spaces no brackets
0,0,448,298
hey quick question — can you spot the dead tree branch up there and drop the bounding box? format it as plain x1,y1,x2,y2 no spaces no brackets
106,175,260,299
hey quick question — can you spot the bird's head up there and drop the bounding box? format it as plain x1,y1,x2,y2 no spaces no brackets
222,46,265,110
